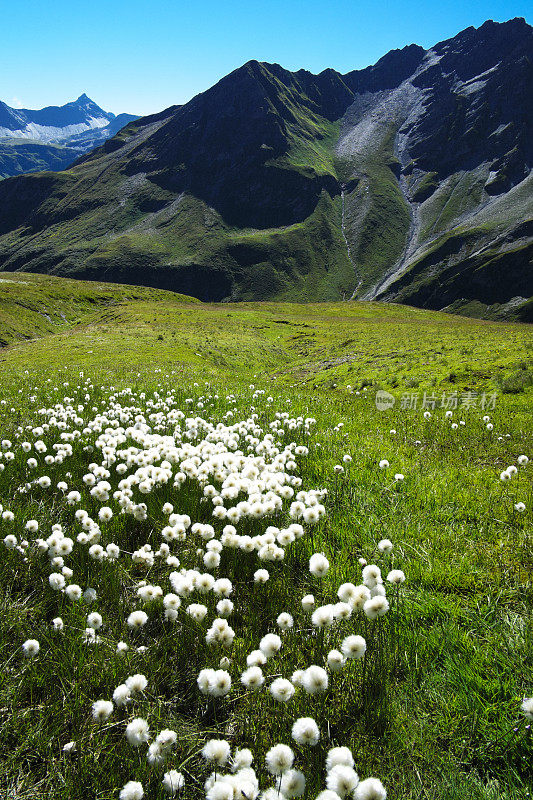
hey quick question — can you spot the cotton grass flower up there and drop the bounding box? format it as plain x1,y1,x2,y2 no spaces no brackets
22,639,40,657
241,666,264,690
327,649,345,671
326,746,354,771
163,771,185,795
126,717,150,746
113,684,132,707
309,553,329,577
259,633,282,658
354,778,387,799
521,697,533,720
291,717,320,746
280,769,306,798
126,673,148,693
270,678,295,702
92,699,113,721
202,739,231,766
326,765,359,797
127,610,148,629
302,665,328,694
387,569,405,584
341,635,366,660
119,781,144,800
265,743,294,774
363,596,389,619
277,612,294,630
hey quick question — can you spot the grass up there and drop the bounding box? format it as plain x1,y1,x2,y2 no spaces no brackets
0,274,531,800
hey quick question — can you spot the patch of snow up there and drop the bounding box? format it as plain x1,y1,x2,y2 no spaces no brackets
0,116,110,143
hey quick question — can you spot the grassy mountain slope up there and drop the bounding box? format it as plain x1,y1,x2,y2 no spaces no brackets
0,20,531,316
0,139,79,179
0,276,532,800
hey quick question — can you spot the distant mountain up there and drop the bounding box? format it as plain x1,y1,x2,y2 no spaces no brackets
0,95,137,177
0,19,531,319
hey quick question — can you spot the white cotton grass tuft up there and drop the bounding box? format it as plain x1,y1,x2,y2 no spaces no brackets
291,717,320,746
280,769,306,798
259,633,282,658
387,569,405,584
202,739,231,766
241,666,264,690
341,635,366,660
327,649,345,672
354,777,387,799
22,639,40,657
326,765,359,797
363,596,389,619
521,697,533,720
119,781,144,800
92,699,113,721
265,743,294,774
309,553,329,577
125,717,150,746
125,673,148,693
326,747,354,771
162,771,185,795
302,665,328,695
270,677,295,702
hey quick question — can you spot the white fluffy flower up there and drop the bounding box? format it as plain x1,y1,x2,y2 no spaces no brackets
259,633,282,658
387,569,405,585
341,635,366,660
270,678,295,702
92,699,113,721
22,639,40,657
120,781,144,800
291,717,320,746
127,610,148,629
302,665,328,694
202,739,231,766
326,747,354,771
521,697,533,720
241,666,264,690
354,778,387,799
265,743,294,775
326,765,359,797
309,553,329,577
363,596,389,619
163,771,185,795
125,717,150,746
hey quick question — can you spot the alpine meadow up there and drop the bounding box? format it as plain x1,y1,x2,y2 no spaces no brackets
0,8,532,800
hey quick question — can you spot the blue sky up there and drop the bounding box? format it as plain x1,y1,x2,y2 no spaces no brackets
2,0,530,116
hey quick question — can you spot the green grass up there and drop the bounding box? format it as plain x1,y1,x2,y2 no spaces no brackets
0,275,531,800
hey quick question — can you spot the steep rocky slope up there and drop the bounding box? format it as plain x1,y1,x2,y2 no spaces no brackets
0,18,530,317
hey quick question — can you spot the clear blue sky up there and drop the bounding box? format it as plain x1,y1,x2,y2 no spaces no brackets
2,0,530,116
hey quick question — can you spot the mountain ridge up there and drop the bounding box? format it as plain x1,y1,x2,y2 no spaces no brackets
0,17,531,318
0,95,138,178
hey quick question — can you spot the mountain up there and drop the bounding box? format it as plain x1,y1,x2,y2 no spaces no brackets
0,18,531,318
0,95,138,177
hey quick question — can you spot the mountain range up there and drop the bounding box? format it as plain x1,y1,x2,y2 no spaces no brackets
0,18,531,319
0,95,137,178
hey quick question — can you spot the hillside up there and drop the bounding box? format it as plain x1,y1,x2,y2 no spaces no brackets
0,95,137,177
0,19,531,317
0,275,532,800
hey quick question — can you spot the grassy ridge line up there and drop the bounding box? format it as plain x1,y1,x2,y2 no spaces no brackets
0,274,532,397
0,272,198,347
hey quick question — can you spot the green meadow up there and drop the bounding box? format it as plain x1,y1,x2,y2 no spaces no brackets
0,273,531,800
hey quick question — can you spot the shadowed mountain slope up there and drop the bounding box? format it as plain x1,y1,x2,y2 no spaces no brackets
0,18,531,318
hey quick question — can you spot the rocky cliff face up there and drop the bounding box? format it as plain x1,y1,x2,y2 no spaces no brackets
0,19,531,318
